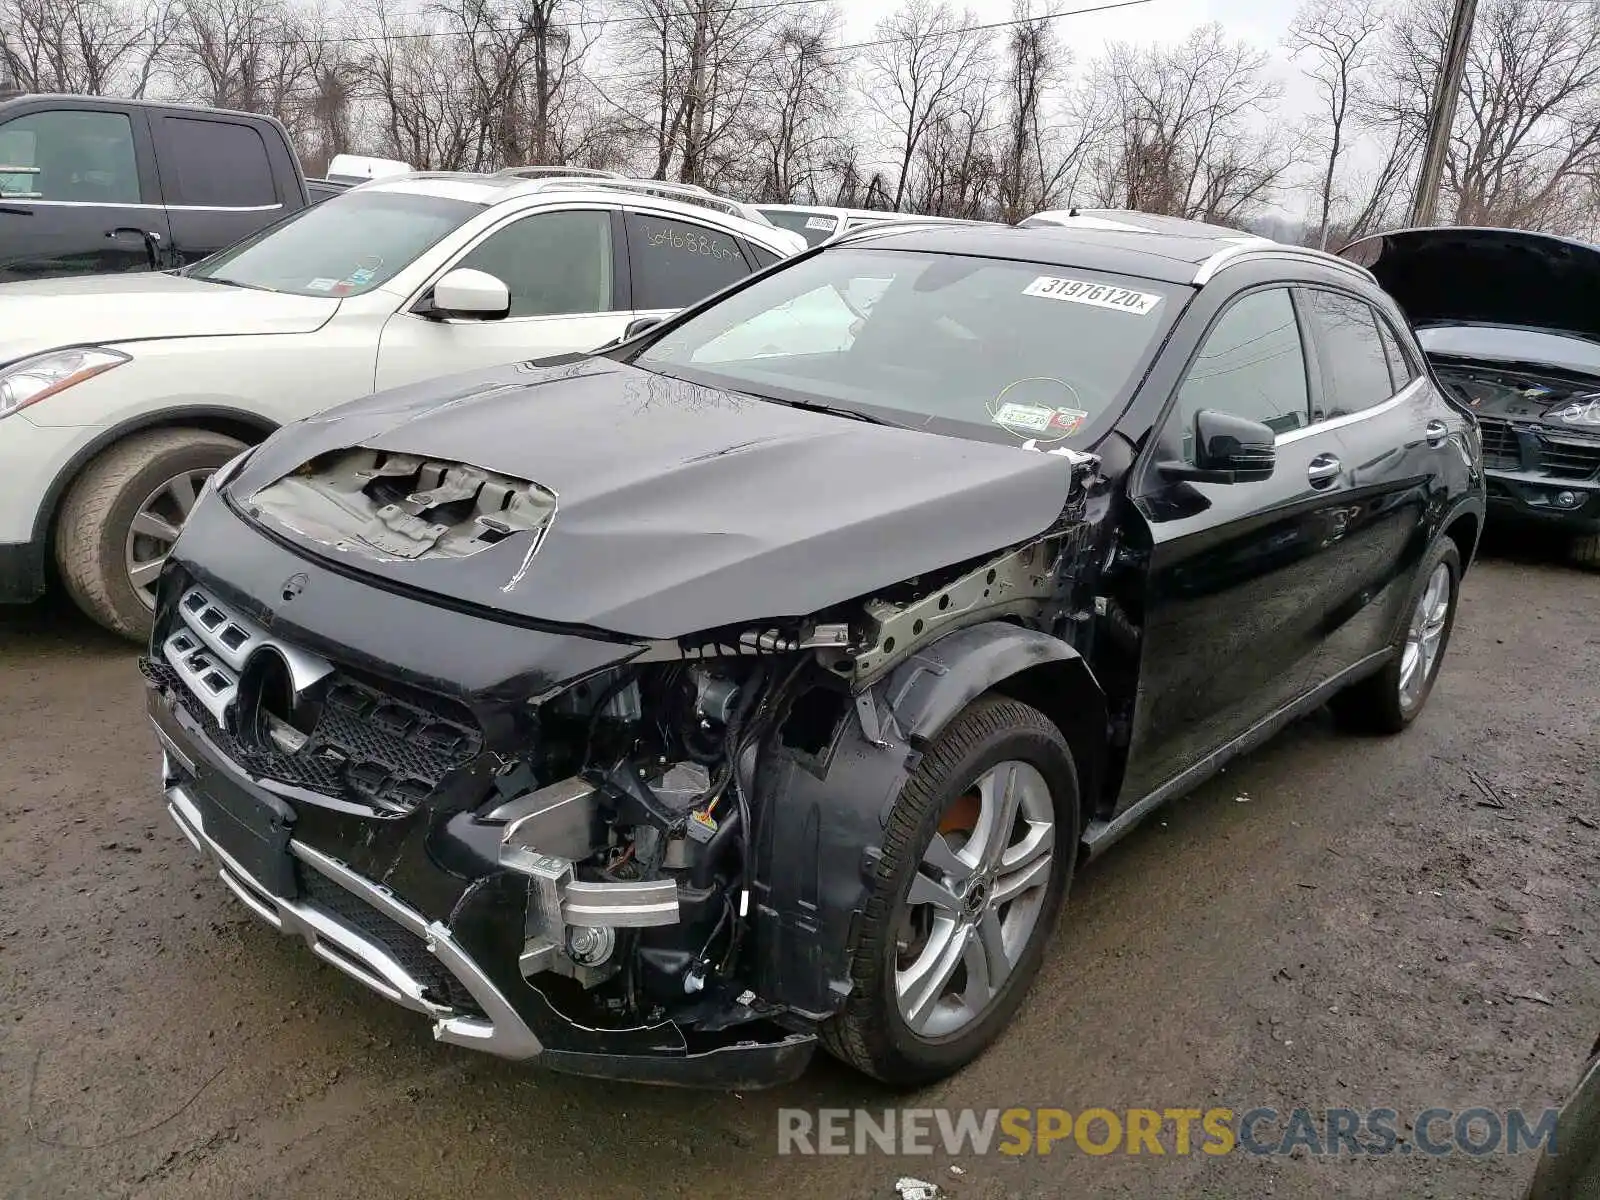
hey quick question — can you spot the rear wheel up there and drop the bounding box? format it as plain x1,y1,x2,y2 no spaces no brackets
54,428,246,641
820,694,1078,1086
1332,538,1461,734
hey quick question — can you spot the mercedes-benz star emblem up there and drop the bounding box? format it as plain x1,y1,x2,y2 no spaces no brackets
281,573,308,602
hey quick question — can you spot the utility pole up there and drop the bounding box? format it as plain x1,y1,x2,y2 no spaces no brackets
1409,0,1477,226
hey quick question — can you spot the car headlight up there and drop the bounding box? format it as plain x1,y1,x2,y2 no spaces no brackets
0,347,131,419
1550,396,1600,427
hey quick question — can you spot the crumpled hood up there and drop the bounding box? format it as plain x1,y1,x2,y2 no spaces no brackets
0,272,339,366
225,358,1080,638
1341,226,1600,344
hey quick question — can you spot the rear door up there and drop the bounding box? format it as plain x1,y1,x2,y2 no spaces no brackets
1293,285,1446,677
0,102,169,280
150,113,292,266
374,206,628,391
621,209,769,327
1117,284,1359,807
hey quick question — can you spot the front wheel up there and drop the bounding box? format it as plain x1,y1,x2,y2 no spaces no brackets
1332,538,1462,734
54,428,246,641
820,695,1079,1086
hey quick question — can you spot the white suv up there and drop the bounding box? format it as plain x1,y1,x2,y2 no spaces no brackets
0,170,804,637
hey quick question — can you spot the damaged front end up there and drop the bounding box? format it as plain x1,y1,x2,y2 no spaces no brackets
145,422,1103,1087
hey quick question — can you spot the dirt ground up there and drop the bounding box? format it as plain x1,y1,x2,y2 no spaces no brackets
2,534,1596,1200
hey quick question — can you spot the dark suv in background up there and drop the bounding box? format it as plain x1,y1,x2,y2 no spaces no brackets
0,94,310,280
143,214,1484,1089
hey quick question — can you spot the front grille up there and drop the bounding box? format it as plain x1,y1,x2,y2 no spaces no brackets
1542,438,1600,481
299,869,482,1014
1477,417,1521,470
146,587,483,815
1475,417,1600,481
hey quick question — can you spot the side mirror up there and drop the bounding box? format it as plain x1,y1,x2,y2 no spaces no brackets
1159,409,1276,484
623,316,663,340
427,268,510,321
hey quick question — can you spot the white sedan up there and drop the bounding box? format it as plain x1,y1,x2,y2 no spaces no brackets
0,170,803,637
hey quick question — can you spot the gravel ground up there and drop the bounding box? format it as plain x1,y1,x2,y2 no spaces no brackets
2,536,1596,1200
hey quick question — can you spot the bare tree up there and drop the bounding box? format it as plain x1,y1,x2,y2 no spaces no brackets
1285,0,1388,248
1,0,174,95
612,0,777,186
862,0,992,211
744,4,844,202
1085,24,1294,224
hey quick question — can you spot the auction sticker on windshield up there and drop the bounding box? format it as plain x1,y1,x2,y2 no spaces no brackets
993,402,1088,436
1024,276,1162,315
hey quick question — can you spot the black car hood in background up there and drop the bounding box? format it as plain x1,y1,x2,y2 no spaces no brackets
1341,226,1600,343
225,359,1079,639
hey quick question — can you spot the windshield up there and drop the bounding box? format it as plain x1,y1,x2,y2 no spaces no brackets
756,208,840,247
189,190,480,297
633,247,1183,443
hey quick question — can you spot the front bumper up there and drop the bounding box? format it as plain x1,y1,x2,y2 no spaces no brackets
1485,469,1600,532
149,679,816,1089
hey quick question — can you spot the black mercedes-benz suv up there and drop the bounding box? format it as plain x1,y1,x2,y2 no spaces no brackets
143,213,1486,1088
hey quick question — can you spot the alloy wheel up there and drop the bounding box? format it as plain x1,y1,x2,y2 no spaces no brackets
1398,561,1452,714
894,760,1056,1038
124,469,212,610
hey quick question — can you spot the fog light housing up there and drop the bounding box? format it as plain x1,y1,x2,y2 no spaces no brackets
1556,490,1580,508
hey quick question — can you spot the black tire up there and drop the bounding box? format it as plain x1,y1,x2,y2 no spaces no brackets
1331,538,1462,735
1572,532,1600,570
54,428,246,642
819,694,1079,1086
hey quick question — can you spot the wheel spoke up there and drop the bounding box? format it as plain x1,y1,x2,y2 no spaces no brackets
166,473,200,517
993,845,1053,907
971,763,1023,872
897,918,965,1033
922,830,974,883
906,868,964,915
130,510,181,543
971,908,1012,999
128,557,165,588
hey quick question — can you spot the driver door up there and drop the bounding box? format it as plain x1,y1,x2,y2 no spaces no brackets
374,207,629,391
1116,286,1358,807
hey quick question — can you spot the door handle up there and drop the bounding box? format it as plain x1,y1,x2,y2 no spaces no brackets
106,226,163,270
1424,419,1448,447
1307,454,1342,486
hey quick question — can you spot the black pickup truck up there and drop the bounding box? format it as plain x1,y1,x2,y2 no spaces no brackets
0,94,312,281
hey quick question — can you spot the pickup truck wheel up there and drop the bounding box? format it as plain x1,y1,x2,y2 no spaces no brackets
54,429,245,641
1331,538,1461,735
820,695,1078,1086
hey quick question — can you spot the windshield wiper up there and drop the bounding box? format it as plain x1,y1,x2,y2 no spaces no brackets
188,274,277,293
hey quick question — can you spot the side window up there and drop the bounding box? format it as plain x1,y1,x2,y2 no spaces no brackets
158,118,276,207
1173,287,1310,460
745,243,780,270
1375,317,1417,391
625,213,752,310
0,110,139,203
1298,289,1398,419
455,209,613,317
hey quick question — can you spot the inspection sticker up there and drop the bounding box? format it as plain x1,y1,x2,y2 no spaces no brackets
307,277,338,292
993,402,1088,435
805,216,836,231
1023,275,1162,315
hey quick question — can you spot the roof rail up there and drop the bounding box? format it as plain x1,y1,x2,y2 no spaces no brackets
494,165,624,180
1191,240,1377,286
510,175,755,220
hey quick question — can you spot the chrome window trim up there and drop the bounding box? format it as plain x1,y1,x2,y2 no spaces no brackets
0,199,284,211
1275,375,1428,445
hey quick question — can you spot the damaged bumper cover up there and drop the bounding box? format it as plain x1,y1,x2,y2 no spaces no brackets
150,687,817,1087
